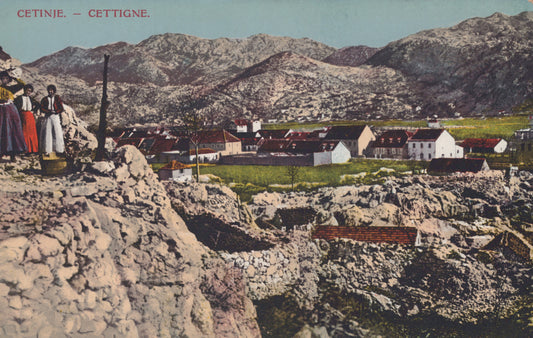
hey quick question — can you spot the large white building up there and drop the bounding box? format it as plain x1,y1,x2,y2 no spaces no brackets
407,129,463,161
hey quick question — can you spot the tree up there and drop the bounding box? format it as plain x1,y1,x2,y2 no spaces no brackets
286,165,300,191
172,94,214,182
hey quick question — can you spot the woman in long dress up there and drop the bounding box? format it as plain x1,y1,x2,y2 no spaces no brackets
0,71,26,161
14,84,40,153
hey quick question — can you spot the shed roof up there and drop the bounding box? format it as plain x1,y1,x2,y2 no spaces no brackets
428,158,488,173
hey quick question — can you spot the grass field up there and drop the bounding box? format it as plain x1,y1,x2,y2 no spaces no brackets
197,159,428,201
199,159,425,186
265,114,531,140
442,115,530,140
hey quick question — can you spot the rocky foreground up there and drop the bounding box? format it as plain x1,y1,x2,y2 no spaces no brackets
0,108,532,336
168,171,533,337
0,110,259,337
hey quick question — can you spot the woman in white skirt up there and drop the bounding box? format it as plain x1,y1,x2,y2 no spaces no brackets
40,84,65,155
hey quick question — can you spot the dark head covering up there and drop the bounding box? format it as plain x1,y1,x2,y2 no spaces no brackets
47,84,57,92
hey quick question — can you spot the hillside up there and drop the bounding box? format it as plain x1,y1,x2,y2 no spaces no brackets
27,33,335,86
21,11,533,127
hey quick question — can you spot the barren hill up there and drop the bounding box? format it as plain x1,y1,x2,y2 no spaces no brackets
22,11,533,127
27,33,336,86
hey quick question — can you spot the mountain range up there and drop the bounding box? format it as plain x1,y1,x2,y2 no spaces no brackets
17,11,533,127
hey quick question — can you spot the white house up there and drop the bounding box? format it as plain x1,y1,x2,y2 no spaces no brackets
229,119,262,133
159,148,219,164
158,161,192,182
407,129,463,161
460,138,508,154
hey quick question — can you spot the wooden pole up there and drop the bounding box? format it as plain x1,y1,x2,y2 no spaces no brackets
95,54,110,161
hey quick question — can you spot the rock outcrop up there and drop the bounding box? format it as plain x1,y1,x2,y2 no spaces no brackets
0,147,260,336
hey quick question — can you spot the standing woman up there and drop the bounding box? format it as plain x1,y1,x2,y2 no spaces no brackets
40,84,65,155
0,71,26,161
14,84,40,154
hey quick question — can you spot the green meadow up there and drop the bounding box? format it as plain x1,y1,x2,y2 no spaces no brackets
266,114,531,140
198,160,428,201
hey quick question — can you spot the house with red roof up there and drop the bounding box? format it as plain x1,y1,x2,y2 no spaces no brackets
158,161,192,182
460,138,507,153
197,130,242,156
407,129,463,161
228,119,262,133
371,130,414,159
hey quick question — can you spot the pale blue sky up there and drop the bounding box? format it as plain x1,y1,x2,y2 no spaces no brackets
2,0,532,63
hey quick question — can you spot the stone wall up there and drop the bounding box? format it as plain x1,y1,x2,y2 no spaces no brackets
220,231,321,304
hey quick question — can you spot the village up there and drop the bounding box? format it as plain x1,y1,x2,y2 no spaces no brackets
108,115,533,182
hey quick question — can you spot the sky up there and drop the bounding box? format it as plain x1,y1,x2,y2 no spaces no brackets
2,0,532,63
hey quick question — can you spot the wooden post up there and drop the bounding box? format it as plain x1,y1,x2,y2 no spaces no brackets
95,54,110,161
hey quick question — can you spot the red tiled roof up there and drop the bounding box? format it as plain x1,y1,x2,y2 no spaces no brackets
199,130,241,143
233,119,249,126
149,138,177,155
460,138,502,149
257,139,292,152
312,226,418,245
185,148,217,155
373,130,413,148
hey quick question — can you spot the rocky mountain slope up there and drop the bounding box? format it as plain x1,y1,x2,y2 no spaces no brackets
322,45,382,67
166,172,533,336
27,33,335,86
19,11,533,127
367,11,533,117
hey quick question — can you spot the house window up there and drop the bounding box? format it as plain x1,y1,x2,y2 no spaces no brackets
421,143,424,148
428,154,431,159
420,153,424,160
428,143,431,148
412,143,416,148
